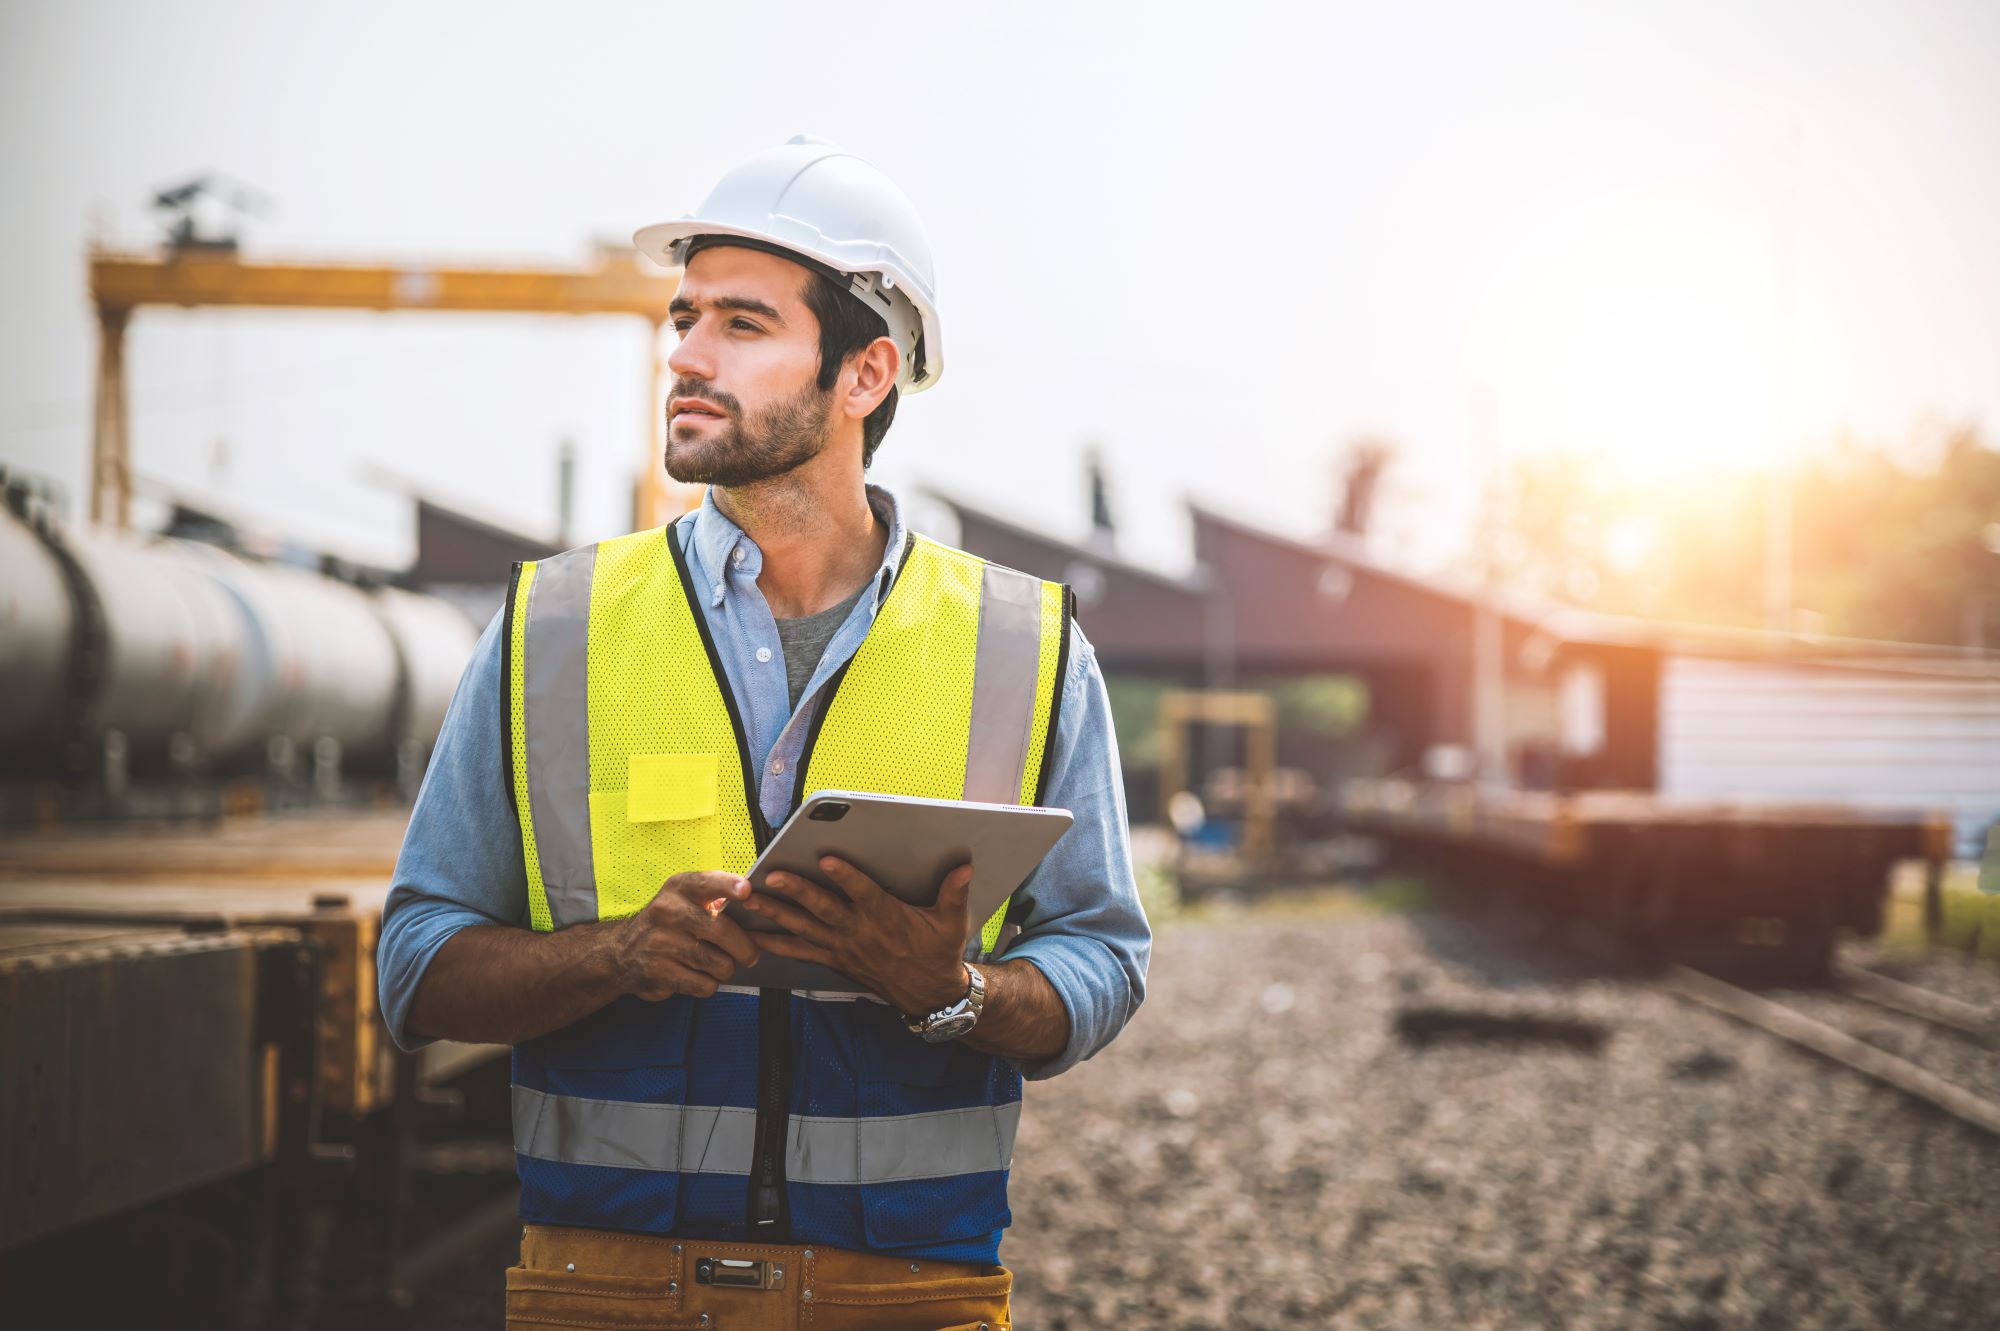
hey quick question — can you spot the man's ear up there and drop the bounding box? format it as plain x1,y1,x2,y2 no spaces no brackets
841,335,901,421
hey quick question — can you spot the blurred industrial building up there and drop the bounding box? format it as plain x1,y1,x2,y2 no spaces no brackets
933,490,2000,860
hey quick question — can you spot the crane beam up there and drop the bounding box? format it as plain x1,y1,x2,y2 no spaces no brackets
87,248,694,530
90,251,678,318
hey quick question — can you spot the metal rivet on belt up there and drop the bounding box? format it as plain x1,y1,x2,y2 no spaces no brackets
802,1289,813,1300
910,1263,921,1272
672,1243,683,1255
697,1316,710,1328
802,1248,814,1260
565,1263,575,1273
667,1281,678,1294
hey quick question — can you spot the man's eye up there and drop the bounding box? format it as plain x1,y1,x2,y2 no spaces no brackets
731,318,761,333
672,320,694,335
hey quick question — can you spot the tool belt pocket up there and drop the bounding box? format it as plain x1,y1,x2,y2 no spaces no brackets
805,1268,1012,1331
505,1265,700,1329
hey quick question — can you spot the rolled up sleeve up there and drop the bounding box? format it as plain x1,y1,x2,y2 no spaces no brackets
376,611,531,1051
999,628,1151,1080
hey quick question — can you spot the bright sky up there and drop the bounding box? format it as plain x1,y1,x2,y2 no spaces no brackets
4,0,1997,575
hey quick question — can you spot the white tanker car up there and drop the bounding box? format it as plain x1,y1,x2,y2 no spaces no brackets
0,481,477,809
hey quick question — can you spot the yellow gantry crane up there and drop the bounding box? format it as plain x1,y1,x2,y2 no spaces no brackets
88,190,698,533
1157,688,1278,860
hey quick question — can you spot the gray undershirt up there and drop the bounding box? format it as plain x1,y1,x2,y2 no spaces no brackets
774,582,869,712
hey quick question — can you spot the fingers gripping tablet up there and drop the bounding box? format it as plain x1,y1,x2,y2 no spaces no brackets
724,790,1072,993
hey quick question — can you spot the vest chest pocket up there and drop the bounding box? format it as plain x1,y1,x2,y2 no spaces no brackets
589,754,725,922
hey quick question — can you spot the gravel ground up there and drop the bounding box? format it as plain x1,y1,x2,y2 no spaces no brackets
1003,898,2000,1331
386,895,2000,1330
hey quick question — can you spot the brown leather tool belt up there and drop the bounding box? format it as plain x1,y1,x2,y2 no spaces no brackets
507,1223,1013,1331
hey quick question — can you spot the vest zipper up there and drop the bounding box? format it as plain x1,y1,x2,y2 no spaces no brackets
750,989,792,1235
745,674,848,1237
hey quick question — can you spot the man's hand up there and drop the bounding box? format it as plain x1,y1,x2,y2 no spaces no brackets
407,869,764,1047
608,870,763,1000
744,858,974,1016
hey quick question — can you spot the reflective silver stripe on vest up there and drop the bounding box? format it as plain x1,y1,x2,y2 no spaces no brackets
522,544,599,928
513,1085,1021,1183
963,563,1045,804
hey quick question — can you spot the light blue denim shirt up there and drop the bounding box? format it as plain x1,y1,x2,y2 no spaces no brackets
377,484,1150,1079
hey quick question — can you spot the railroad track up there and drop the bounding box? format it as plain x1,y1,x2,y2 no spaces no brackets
1665,962,2000,1139
1831,962,1998,1041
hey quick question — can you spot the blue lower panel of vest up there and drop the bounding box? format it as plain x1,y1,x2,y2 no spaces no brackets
513,991,1025,1114
516,1154,681,1235
517,1163,1012,1265
513,1061,692,1103
513,993,760,1108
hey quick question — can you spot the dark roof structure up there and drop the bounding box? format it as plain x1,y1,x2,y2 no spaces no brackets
928,492,1210,671
408,497,563,587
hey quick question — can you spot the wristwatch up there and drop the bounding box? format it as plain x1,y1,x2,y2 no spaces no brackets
905,963,986,1043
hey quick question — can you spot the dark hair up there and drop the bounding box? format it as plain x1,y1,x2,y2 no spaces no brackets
682,235,900,468
799,268,899,468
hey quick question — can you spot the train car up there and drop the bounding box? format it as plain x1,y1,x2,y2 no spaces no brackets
0,481,476,813
1342,779,1955,975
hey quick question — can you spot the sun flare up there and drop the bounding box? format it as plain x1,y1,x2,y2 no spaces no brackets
1554,290,1774,481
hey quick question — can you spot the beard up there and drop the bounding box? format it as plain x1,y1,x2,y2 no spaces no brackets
663,375,837,488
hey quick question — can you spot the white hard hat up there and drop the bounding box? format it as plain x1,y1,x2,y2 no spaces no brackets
634,135,943,393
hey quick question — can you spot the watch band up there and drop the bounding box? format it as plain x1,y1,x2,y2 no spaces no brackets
906,963,986,1041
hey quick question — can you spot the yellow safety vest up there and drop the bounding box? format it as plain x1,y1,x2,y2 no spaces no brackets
503,523,1072,948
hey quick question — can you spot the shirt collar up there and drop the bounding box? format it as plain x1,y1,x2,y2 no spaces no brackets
677,483,910,611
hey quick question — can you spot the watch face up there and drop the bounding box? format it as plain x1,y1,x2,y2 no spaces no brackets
922,1012,979,1043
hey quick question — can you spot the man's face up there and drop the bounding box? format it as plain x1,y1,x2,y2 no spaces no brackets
663,246,833,487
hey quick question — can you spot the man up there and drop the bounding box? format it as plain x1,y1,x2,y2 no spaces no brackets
376,136,1150,1330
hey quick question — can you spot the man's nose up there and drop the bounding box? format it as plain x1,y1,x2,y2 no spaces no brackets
666,325,714,382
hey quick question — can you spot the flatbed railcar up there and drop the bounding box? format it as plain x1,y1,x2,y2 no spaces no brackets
0,813,514,1326
1342,780,1955,971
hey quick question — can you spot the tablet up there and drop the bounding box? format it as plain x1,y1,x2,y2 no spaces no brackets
721,789,1073,993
